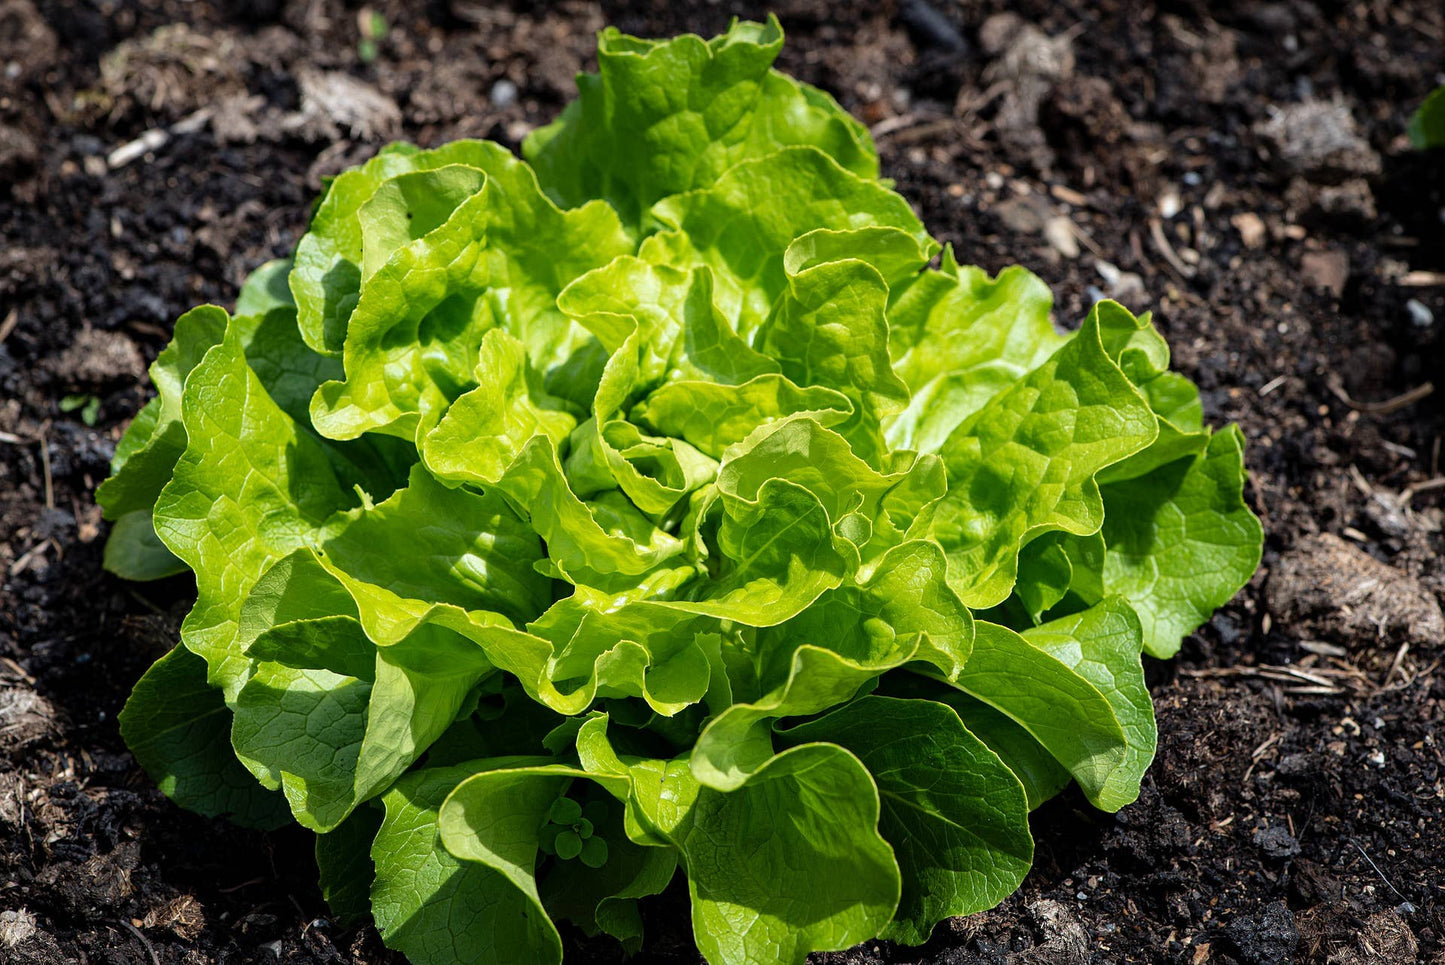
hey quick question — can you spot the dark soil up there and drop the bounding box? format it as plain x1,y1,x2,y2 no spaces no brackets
3,1,1444,963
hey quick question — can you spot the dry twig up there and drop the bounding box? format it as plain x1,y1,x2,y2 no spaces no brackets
1327,377,1434,415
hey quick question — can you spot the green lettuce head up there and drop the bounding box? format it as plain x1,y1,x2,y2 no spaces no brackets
100,17,1262,965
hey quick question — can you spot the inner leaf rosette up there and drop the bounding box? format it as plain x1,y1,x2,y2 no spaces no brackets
102,16,1262,965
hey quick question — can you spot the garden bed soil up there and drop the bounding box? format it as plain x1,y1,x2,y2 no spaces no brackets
2,1,1444,963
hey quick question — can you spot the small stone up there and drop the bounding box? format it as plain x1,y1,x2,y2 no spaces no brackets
1158,187,1182,219
1043,216,1079,258
1406,299,1433,328
490,78,518,109
994,194,1051,234
1231,212,1267,248
1095,260,1145,302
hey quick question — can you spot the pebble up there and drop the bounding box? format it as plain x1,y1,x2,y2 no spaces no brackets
1095,259,1145,301
1043,216,1079,258
994,194,1050,234
1406,298,1433,328
1158,187,1182,219
490,79,518,109
1231,212,1267,249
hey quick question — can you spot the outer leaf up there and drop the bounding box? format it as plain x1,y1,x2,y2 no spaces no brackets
358,634,492,785
235,550,366,675
1099,426,1262,657
233,575,495,833
946,696,1071,811
118,645,289,829
234,257,296,317
1093,302,1209,486
102,510,187,581
930,307,1157,609
232,659,371,832
96,305,227,520
779,696,1033,944
154,319,359,701
438,765,668,958
954,622,1135,811
877,674,1070,812
316,804,383,927
540,824,677,954
582,720,901,965
1021,598,1156,808
373,763,558,965
430,766,571,965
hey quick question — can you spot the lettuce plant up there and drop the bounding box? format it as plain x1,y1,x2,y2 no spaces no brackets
101,18,1262,965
